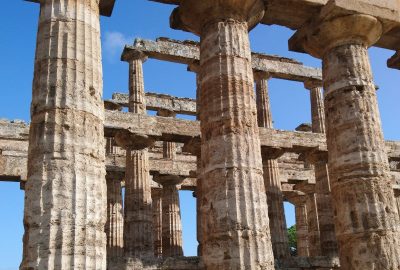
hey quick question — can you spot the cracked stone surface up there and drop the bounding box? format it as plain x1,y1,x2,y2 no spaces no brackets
21,0,108,269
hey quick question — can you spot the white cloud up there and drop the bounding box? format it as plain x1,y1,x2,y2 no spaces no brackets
103,31,133,62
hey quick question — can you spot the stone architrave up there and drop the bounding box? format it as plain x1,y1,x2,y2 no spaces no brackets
171,1,275,268
304,80,338,258
254,71,290,260
21,0,110,269
293,14,400,268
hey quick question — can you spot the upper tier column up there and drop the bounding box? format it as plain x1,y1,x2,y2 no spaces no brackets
254,71,290,260
292,14,400,269
118,51,154,262
304,80,338,258
21,1,113,269
171,1,274,269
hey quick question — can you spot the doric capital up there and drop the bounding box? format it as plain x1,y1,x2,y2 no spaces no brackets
121,47,148,62
157,109,176,118
304,149,328,164
153,173,186,187
114,130,155,150
187,61,201,73
304,79,323,90
290,14,383,58
104,100,123,111
170,0,265,35
182,137,201,156
253,71,271,82
27,0,116,17
261,146,285,160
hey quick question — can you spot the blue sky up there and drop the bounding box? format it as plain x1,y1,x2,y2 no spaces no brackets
1,1,399,269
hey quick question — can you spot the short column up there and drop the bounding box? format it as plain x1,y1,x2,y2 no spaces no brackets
154,175,185,257
286,192,309,257
105,174,124,264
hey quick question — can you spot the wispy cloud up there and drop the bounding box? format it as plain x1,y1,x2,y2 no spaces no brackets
103,31,133,62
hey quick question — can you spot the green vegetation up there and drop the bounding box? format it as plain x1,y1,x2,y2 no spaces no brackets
287,225,297,256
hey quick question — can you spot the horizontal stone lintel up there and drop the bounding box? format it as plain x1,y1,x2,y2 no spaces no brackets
123,38,322,82
149,0,400,52
110,92,197,115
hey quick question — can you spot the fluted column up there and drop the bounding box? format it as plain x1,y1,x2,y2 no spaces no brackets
305,191,320,256
105,175,124,264
152,189,163,258
293,14,400,268
395,188,400,219
162,183,184,257
119,51,154,260
305,80,338,258
255,71,289,260
171,1,274,268
295,204,309,257
21,1,111,269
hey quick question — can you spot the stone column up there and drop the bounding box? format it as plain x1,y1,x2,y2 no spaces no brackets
254,71,290,260
287,195,309,257
152,188,163,258
115,131,155,262
171,1,274,268
296,14,400,268
305,190,320,256
119,51,154,261
105,174,124,264
21,1,112,269
305,80,338,258
154,175,185,257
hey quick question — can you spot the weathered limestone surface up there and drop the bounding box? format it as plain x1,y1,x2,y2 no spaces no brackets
155,176,184,258
171,0,275,268
255,71,289,260
21,1,108,269
111,92,197,116
105,110,328,152
290,11,400,269
124,37,322,82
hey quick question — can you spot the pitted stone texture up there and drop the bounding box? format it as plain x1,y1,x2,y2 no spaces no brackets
106,177,124,265
21,0,107,269
124,148,154,258
319,15,400,269
197,18,274,269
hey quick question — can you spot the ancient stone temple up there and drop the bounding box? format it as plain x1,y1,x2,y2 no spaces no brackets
1,0,400,269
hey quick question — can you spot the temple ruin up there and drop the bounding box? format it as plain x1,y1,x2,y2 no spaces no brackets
2,0,400,269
